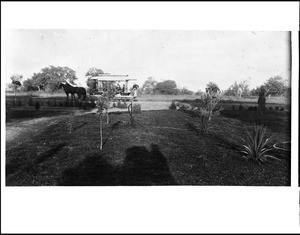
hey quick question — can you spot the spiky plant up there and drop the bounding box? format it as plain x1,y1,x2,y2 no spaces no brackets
186,111,210,136
238,124,281,163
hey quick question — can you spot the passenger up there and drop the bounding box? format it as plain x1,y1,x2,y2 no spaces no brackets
133,84,139,90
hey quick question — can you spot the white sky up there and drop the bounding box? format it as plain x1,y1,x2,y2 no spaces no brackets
6,30,290,91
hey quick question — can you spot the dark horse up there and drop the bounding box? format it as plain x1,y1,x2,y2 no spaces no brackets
58,82,87,100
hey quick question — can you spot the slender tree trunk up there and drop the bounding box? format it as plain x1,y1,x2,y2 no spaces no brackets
106,111,109,124
100,115,103,150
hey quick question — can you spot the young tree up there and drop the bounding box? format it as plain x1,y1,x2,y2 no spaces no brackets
95,82,115,150
205,82,220,94
142,77,157,94
96,98,108,150
187,92,223,136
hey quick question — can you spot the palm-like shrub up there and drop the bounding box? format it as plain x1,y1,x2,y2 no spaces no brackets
186,92,223,137
186,112,210,136
238,124,280,163
132,104,141,114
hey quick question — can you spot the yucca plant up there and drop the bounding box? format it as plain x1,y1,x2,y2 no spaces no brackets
238,124,281,163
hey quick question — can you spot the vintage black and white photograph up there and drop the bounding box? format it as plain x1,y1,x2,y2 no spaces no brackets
2,2,299,234
5,29,292,186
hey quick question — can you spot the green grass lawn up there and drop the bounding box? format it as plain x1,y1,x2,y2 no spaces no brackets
6,108,290,186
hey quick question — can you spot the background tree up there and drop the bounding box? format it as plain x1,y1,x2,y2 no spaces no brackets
195,89,205,96
9,74,23,104
205,82,220,94
30,66,78,92
22,79,39,91
154,79,179,95
263,76,286,96
250,86,263,96
85,67,104,77
142,77,157,94
179,87,194,95
9,74,23,90
224,80,250,97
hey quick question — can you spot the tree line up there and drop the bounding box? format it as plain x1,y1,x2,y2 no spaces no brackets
8,65,290,97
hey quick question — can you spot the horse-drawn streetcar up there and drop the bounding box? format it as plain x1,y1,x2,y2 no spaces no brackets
87,74,139,101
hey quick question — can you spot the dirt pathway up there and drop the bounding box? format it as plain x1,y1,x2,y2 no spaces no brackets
5,109,90,150
5,101,171,150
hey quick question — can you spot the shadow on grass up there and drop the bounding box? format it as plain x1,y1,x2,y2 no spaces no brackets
59,144,176,186
73,122,88,131
59,154,118,186
6,142,67,177
35,142,67,164
119,144,176,186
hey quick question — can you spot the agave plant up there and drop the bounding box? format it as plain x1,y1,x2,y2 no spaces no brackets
238,124,281,163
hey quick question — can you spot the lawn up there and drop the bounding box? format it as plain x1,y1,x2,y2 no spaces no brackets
6,107,290,186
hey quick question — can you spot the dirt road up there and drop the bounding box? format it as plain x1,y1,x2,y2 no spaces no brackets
5,101,171,149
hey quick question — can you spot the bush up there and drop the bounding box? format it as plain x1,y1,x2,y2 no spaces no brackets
275,106,279,111
78,101,83,109
279,107,284,111
169,101,177,110
74,100,80,107
64,100,70,107
69,100,74,107
90,99,96,108
47,100,52,106
82,101,92,110
28,97,34,106
132,104,141,114
35,101,40,111
247,106,258,111
238,104,243,110
268,106,274,111
17,99,22,106
237,124,280,163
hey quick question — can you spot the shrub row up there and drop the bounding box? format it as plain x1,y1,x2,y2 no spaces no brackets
230,105,285,111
